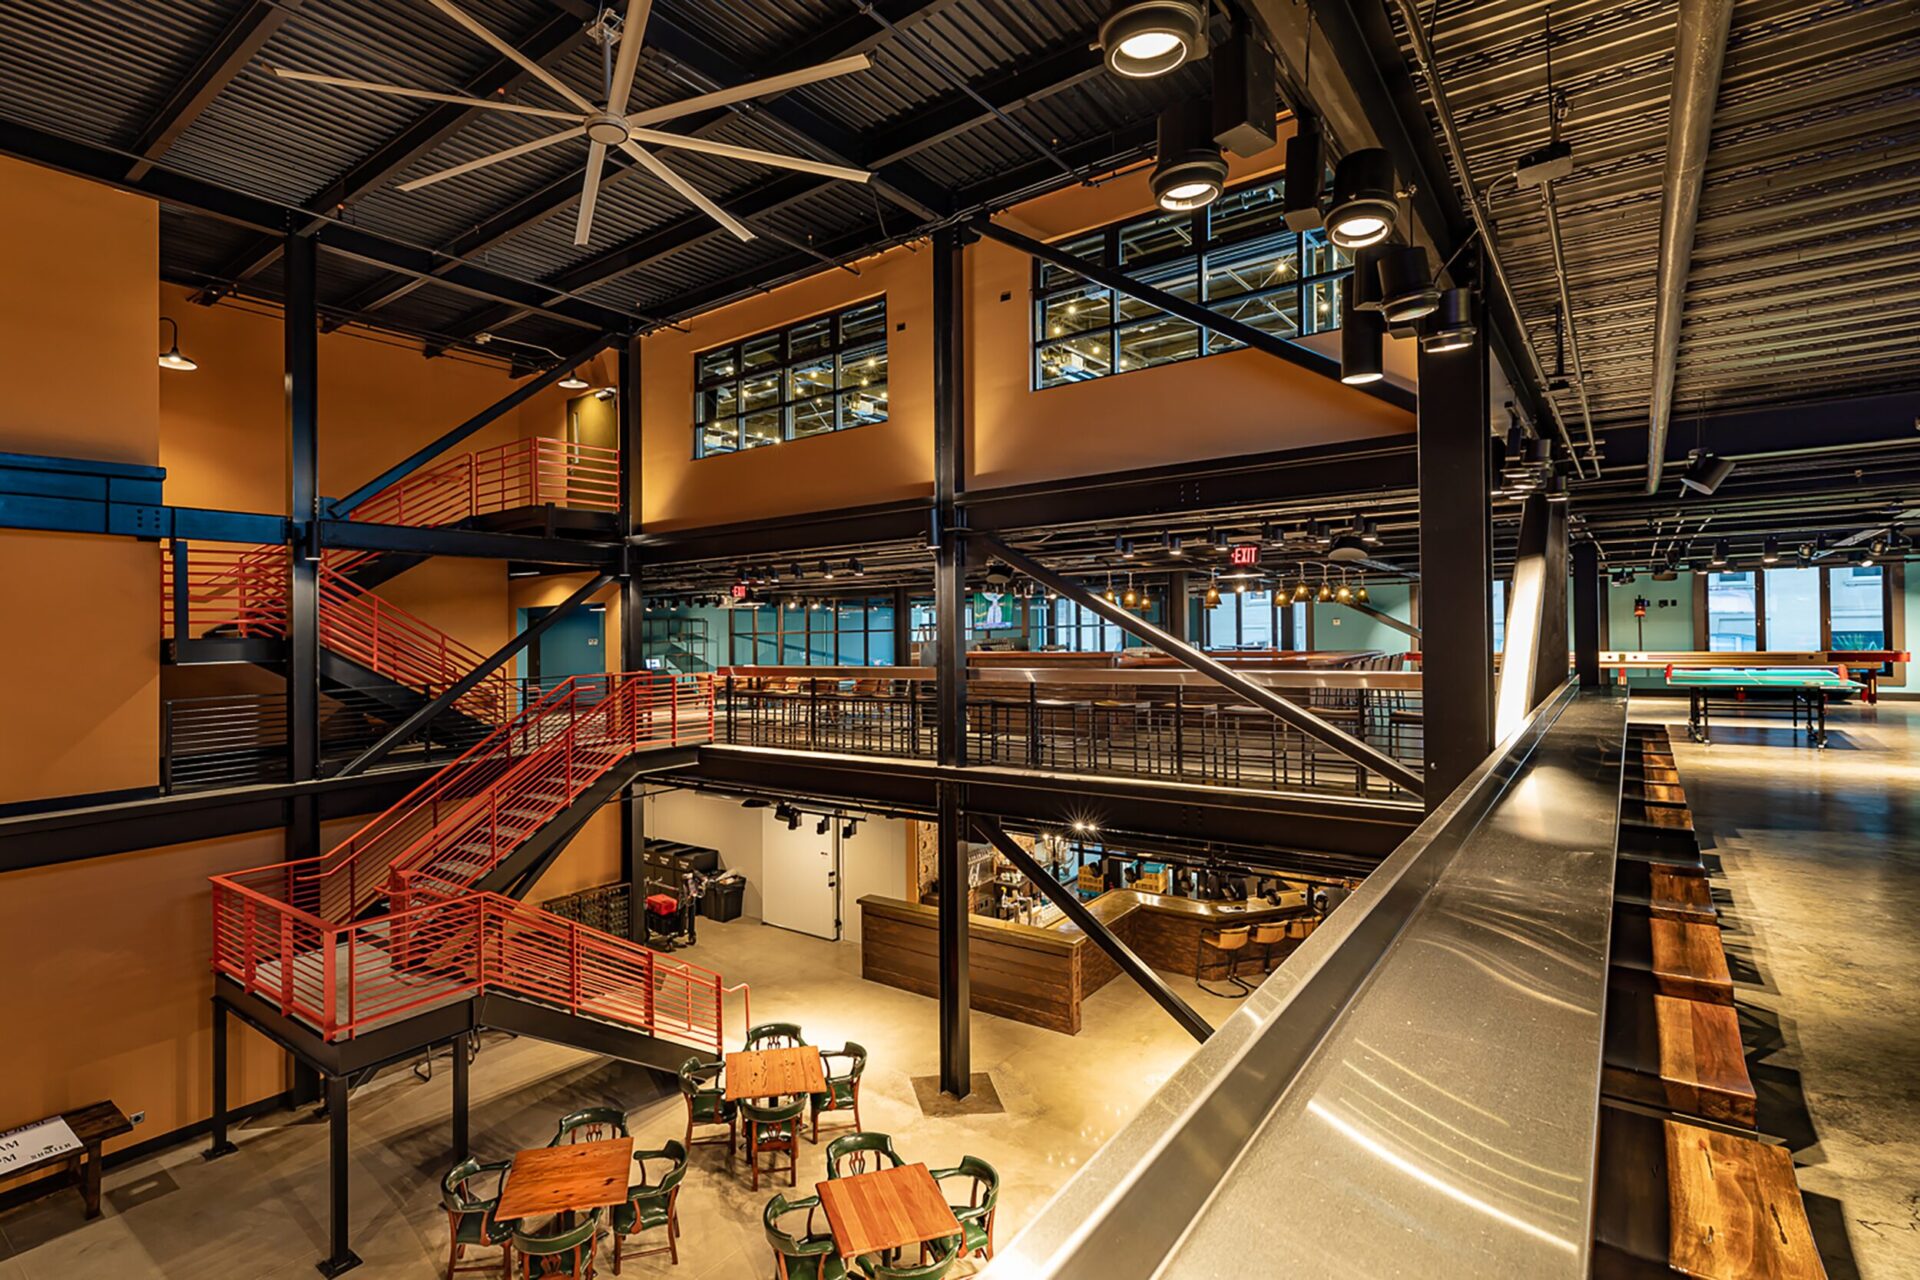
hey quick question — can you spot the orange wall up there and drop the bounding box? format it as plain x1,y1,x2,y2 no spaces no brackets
0,158,160,804
639,249,934,531
157,283,585,515
0,830,295,1171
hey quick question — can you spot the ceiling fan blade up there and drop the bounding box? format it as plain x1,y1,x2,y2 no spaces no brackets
267,66,585,121
626,129,870,184
575,140,608,246
398,126,587,192
625,54,872,128
616,140,755,241
607,0,654,116
422,0,598,114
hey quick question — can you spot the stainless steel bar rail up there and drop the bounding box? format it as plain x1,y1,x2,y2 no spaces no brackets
986,684,1627,1278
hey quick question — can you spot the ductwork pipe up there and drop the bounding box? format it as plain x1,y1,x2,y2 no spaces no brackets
1646,0,1735,493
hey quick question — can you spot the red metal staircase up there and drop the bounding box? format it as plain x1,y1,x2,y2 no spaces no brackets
210,672,726,1055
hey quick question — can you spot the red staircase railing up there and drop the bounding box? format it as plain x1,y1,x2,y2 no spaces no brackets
160,543,289,642
317,568,513,727
350,437,619,528
282,673,712,924
209,883,727,1051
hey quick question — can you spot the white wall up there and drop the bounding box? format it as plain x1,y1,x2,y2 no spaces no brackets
638,788,907,940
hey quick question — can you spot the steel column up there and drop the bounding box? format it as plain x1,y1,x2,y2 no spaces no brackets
318,1071,360,1275
1572,541,1602,689
974,818,1212,1043
1416,289,1494,805
892,585,912,665
976,535,1424,795
619,339,648,941
205,998,238,1159
1495,495,1568,740
285,227,322,860
1166,570,1190,642
450,1036,470,1163
932,226,970,1098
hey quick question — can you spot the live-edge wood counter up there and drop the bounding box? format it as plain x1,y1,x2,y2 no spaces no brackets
859,891,1307,1034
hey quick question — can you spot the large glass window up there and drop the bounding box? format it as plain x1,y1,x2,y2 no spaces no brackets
1206,590,1277,649
1763,568,1821,650
1706,572,1758,651
1032,177,1351,389
694,299,887,458
1829,565,1886,648
728,596,899,666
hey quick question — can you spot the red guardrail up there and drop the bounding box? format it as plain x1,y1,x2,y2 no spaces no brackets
350,437,619,528
209,882,726,1050
316,567,513,726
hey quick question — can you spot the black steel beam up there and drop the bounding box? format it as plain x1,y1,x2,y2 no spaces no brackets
1342,600,1420,640
286,228,322,862
620,338,646,941
681,747,1413,864
630,500,931,564
329,331,619,517
318,520,620,566
125,0,304,181
1572,540,1602,688
976,534,1426,795
970,218,1416,414
1416,293,1494,805
974,817,1212,1044
202,10,586,292
334,573,613,777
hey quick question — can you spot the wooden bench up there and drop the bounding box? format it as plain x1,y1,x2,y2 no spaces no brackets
1603,982,1756,1127
1,1101,132,1220
1611,914,1734,1006
1594,1104,1825,1278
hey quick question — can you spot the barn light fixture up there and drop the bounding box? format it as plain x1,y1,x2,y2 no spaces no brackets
158,317,198,371
1099,0,1206,79
1326,148,1398,249
558,371,589,389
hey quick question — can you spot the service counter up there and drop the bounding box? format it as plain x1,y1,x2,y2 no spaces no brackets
858,889,1311,1034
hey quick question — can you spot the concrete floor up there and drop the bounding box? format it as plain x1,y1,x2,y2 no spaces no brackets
1639,697,1920,1279
0,913,1249,1279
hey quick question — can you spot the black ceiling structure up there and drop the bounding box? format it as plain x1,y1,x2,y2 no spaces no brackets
0,0,1206,364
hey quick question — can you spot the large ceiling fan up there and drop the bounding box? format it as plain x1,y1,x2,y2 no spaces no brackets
268,0,874,245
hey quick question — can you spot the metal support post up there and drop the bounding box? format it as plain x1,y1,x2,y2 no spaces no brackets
1572,540,1603,689
932,226,970,1098
285,224,322,859
317,1072,360,1276
205,998,237,1159
450,1036,470,1163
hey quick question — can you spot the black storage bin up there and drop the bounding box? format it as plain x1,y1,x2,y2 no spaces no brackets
702,878,745,922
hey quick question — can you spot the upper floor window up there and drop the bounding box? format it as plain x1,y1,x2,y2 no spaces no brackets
1033,177,1352,389
694,299,887,458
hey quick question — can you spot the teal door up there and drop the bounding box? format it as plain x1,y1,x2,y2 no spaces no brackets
517,604,607,703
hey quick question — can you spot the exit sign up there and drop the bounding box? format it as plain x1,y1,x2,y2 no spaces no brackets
1229,544,1261,566
730,583,749,600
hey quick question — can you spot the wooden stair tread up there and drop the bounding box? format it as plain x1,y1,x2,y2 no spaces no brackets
1611,915,1733,1005
1595,1106,1825,1279
1603,985,1756,1127
1624,801,1696,832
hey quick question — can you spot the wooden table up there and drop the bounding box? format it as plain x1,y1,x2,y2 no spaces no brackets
725,1046,827,1101
816,1163,962,1262
494,1138,634,1223
0,1101,133,1220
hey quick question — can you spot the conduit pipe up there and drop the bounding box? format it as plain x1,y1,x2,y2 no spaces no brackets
1646,0,1735,493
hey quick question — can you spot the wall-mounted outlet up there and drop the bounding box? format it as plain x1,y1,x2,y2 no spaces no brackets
129,1110,146,1126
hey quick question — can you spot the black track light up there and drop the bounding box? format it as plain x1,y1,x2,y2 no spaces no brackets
1327,148,1398,249
775,803,800,830
819,559,834,580
1151,98,1227,212
790,561,803,580
841,819,858,839
1116,535,1134,557
1282,117,1325,232
1349,243,1390,313
1797,542,1814,564
1762,537,1780,565
1710,540,1728,567
1420,286,1477,353
1679,451,1736,496
816,815,831,836
1099,0,1206,79
849,557,865,576
1339,277,1385,385
1377,245,1440,322
1357,516,1381,545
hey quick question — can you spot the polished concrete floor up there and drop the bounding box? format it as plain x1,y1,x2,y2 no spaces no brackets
0,913,1249,1279
1639,697,1920,1280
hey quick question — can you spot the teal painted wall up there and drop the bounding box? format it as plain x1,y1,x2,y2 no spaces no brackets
1310,581,1415,655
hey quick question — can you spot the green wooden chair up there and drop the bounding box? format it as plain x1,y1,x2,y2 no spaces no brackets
609,1141,686,1273
810,1042,867,1143
746,1021,807,1049
852,1237,959,1279
440,1157,513,1280
511,1207,601,1278
743,1095,805,1191
678,1058,736,1161
930,1156,1000,1261
764,1192,847,1280
549,1105,628,1146
824,1131,903,1180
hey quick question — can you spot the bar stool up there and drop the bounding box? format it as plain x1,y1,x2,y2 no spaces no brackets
1196,925,1252,998
1249,921,1291,980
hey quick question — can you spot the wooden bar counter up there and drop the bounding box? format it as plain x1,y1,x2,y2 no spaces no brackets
859,890,1308,1034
